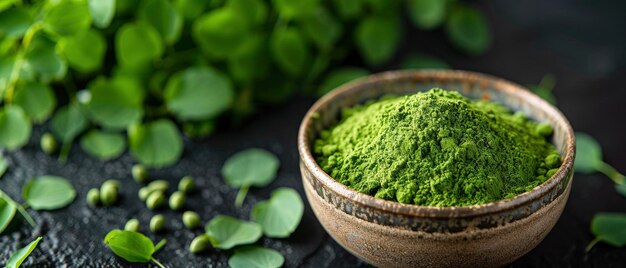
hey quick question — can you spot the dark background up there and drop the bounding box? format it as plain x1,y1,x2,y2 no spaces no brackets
2,0,626,267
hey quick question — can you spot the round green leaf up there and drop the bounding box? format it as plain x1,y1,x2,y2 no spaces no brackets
228,246,285,268
43,0,91,36
0,197,17,234
62,29,107,73
205,215,262,250
128,119,183,167
0,105,31,150
0,7,32,37
407,0,447,29
88,0,116,28
173,0,207,20
271,0,319,19
22,176,76,211
192,8,250,59
115,22,163,67
445,5,491,55
301,7,342,51
591,213,626,247
80,130,126,160
164,66,234,120
318,67,369,96
24,35,67,81
104,229,155,263
51,104,88,142
86,76,144,129
270,28,311,77
14,81,57,123
252,188,304,238
5,236,42,268
222,148,280,188
400,53,450,70
138,0,183,44
574,132,603,174
355,15,401,66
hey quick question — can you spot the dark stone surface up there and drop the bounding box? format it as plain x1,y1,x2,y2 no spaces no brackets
2,0,626,267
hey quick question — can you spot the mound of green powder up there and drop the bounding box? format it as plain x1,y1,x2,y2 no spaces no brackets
314,89,561,207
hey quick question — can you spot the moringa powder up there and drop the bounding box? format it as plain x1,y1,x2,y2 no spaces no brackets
314,89,561,206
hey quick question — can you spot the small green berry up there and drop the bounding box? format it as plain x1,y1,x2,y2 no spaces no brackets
86,188,100,207
535,123,553,137
102,179,121,191
178,176,195,193
132,164,149,183
100,185,118,206
150,214,165,233
146,191,165,210
147,180,169,192
138,187,151,201
182,211,200,229
124,218,140,232
546,168,558,178
189,235,210,253
40,133,58,155
169,191,186,210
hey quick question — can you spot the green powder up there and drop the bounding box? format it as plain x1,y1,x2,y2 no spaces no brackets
314,89,561,207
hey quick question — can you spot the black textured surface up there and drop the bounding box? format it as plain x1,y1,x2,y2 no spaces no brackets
2,0,626,267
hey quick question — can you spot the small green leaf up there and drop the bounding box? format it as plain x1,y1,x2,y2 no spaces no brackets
355,15,401,66
589,213,626,249
270,28,311,77
332,0,365,20
24,34,67,81
574,132,603,174
43,0,92,36
252,188,304,238
164,66,234,120
407,0,448,29
61,29,107,73
228,246,285,268
205,215,262,250
5,236,42,268
400,53,450,70
318,67,369,96
301,7,343,51
445,5,491,55
0,7,32,37
80,130,126,160
222,148,280,188
86,76,144,129
271,0,320,19
173,0,207,20
51,104,88,143
0,197,17,234
22,175,76,210
192,7,250,59
104,229,155,263
14,81,57,123
0,105,31,150
0,154,7,179
128,119,183,167
88,0,115,28
138,0,183,44
115,22,163,67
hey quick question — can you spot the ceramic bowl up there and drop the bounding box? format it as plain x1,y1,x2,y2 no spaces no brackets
297,70,575,268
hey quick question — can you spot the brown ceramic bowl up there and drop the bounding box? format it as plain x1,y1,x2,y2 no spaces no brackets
298,70,575,268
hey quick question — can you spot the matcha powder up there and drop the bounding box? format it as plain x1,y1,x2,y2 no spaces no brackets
314,89,561,207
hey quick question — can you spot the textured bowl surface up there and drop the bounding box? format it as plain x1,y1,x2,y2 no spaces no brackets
298,70,575,268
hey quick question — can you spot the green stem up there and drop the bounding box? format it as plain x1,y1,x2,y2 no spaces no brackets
154,239,167,252
4,22,42,103
0,189,35,227
597,161,626,185
58,142,71,163
585,237,601,253
234,184,250,208
151,258,166,268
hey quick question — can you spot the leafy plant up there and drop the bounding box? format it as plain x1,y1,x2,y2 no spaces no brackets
574,132,625,196
5,236,42,268
22,176,76,210
0,0,491,166
587,213,626,251
222,148,280,207
104,229,167,268
228,246,285,268
205,215,263,250
252,188,304,238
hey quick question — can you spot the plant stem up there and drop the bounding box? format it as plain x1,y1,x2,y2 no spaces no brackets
151,258,166,268
585,237,601,252
4,22,42,103
597,161,626,185
0,189,35,227
234,184,250,208
154,239,167,252
58,142,71,163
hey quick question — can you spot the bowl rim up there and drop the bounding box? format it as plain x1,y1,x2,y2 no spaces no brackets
298,70,576,218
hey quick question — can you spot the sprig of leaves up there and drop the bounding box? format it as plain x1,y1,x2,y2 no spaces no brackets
103,229,167,268
222,148,280,207
574,132,626,196
5,236,42,268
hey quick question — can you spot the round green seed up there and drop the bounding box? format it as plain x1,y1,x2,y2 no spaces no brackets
40,133,58,155
147,180,169,192
86,188,100,207
124,218,140,232
150,214,165,233
132,164,149,183
182,211,200,229
169,191,186,210
102,179,121,191
100,185,118,206
178,176,195,193
138,187,151,201
189,235,210,253
146,191,165,210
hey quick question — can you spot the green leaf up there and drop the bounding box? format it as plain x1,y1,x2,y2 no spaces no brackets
445,5,491,55
0,7,32,37
80,130,126,160
0,154,7,179
115,22,163,67
0,197,17,234
138,0,183,44
355,15,401,66
228,0,268,28
173,0,207,20
574,132,603,174
252,188,304,238
407,0,448,29
222,148,280,188
400,53,450,70
590,213,626,248
0,105,31,150
301,7,343,51
22,175,76,210
0,0,14,12
89,0,116,28
192,7,250,59
164,66,234,120
205,215,262,250
14,81,57,123
318,67,369,96
5,236,42,268
24,34,67,81
128,119,183,167
332,0,365,20
43,0,91,36
271,0,320,19
104,229,155,263
61,29,107,73
227,34,269,83
51,104,88,143
270,28,311,77
228,246,285,268
86,76,144,129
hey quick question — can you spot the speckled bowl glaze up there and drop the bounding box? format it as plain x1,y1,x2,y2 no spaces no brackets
298,70,575,268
